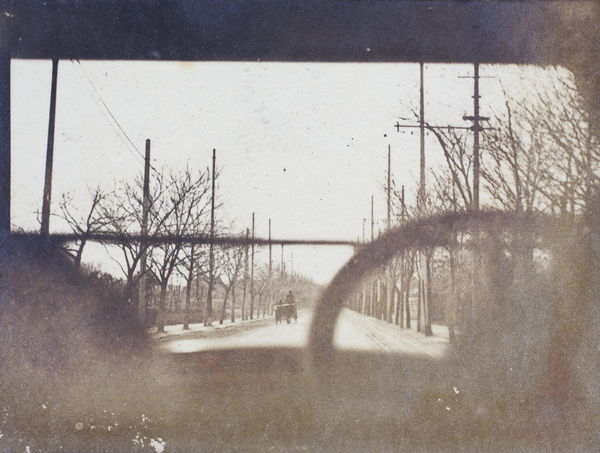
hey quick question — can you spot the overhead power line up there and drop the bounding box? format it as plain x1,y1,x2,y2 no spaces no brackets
71,59,159,174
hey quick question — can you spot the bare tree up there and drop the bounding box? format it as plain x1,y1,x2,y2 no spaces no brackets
216,236,245,324
100,171,172,292
178,243,208,329
400,251,416,329
426,126,475,212
251,261,265,318
99,164,212,331
534,71,600,211
56,186,110,268
429,170,468,342
483,69,600,216
241,228,250,320
149,167,211,333
481,90,546,213
412,124,476,337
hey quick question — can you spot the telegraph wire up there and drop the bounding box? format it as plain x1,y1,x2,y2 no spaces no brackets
71,59,160,174
70,59,142,164
75,60,143,159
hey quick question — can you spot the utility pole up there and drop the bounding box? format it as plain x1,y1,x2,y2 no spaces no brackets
268,218,272,318
461,63,489,211
387,144,391,229
371,195,374,242
473,63,481,211
419,62,433,336
401,185,406,221
242,228,249,320
419,61,426,213
459,64,492,330
392,63,493,337
269,218,272,273
250,212,255,319
395,62,492,211
138,139,151,325
205,148,216,326
362,218,366,244
394,63,429,211
41,58,59,237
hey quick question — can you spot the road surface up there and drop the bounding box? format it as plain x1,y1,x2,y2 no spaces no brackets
157,308,450,359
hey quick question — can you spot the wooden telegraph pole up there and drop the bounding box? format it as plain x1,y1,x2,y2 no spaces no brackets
138,139,151,325
395,63,492,211
419,61,426,210
387,144,391,229
371,195,374,242
250,212,255,319
41,58,59,237
459,63,492,325
461,62,488,210
205,149,216,326
393,63,493,335
419,62,433,335
242,228,249,320
268,218,272,317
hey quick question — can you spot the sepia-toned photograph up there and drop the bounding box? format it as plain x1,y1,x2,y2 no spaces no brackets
1,1,599,451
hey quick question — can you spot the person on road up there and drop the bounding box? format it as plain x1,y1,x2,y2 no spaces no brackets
285,290,295,305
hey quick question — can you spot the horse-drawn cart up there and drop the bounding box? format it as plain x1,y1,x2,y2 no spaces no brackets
275,304,298,324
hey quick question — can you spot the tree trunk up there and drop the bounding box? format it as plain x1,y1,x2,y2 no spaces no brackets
424,256,434,336
74,237,87,268
369,282,373,318
219,285,231,325
387,278,395,323
379,279,384,320
405,276,412,329
395,286,402,327
243,229,249,320
361,285,366,314
257,293,263,318
448,248,457,344
195,278,204,324
257,290,262,319
376,280,381,320
417,279,422,333
379,279,384,321
184,276,192,330
381,279,387,321
241,278,247,321
157,282,168,333
204,281,213,327
184,260,195,330
231,285,236,323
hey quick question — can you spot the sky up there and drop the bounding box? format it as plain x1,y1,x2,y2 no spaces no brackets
10,59,554,284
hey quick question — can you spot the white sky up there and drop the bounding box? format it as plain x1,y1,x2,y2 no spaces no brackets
10,60,554,284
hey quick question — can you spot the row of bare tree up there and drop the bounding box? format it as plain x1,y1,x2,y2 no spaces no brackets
54,164,319,332
349,69,599,341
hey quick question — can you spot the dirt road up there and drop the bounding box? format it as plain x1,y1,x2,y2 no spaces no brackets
158,308,450,359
